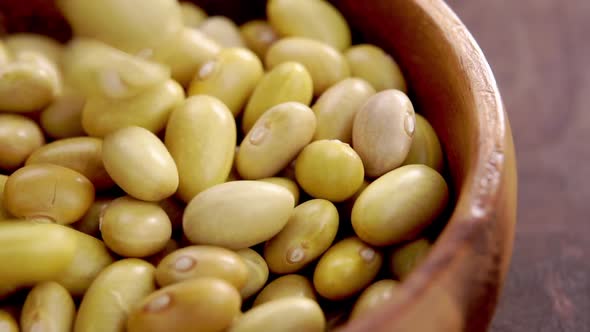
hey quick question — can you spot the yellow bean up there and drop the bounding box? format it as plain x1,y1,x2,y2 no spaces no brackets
345,44,407,92
242,62,313,134
183,181,294,249
0,309,19,332
188,48,263,116
74,259,156,332
57,0,183,55
351,165,448,246
127,278,242,332
2,164,95,224
0,113,45,171
352,89,416,177
4,33,64,66
180,2,208,27
237,102,316,180
264,199,339,274
82,79,184,137
21,281,76,332
0,52,61,112
312,78,375,143
155,28,221,87
0,222,77,286
349,279,400,320
155,245,248,289
102,126,179,202
240,20,279,59
62,38,170,99
259,177,300,205
267,0,351,50
401,114,444,172
26,137,115,191
253,274,316,307
388,238,431,280
100,196,172,258
266,37,349,96
228,297,325,332
54,227,115,296
71,197,113,237
235,248,269,299
199,16,246,48
40,90,86,139
313,237,382,300
165,95,236,203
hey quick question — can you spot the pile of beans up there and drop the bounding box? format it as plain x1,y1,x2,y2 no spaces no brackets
0,0,449,331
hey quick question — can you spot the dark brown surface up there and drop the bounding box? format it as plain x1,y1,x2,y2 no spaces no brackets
445,0,590,331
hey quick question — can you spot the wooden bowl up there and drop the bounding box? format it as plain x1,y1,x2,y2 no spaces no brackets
0,0,517,331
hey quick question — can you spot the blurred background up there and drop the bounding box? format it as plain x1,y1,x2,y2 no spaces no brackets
446,0,590,331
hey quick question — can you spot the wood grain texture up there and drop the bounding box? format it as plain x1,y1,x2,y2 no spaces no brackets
445,0,590,331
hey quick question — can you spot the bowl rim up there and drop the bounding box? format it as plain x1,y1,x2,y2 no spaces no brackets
336,0,516,330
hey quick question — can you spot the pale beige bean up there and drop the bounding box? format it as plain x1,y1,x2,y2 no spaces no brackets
102,126,179,202
165,95,236,203
100,196,172,258
0,52,61,112
4,33,64,65
57,0,183,55
345,44,407,92
155,245,248,289
266,37,349,96
264,199,339,274
0,114,45,171
0,222,77,286
401,114,444,172
199,16,246,48
253,274,316,306
180,2,207,27
2,164,95,224
183,181,294,249
40,90,86,139
240,20,279,59
71,197,113,237
155,28,221,86
26,137,115,191
54,227,114,296
21,281,76,332
188,48,263,116
237,102,316,180
82,79,184,137
242,62,313,134
352,89,416,177
74,259,156,332
259,177,300,206
267,0,351,50
62,38,170,99
236,248,269,299
127,278,242,332
228,297,325,332
312,78,375,143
